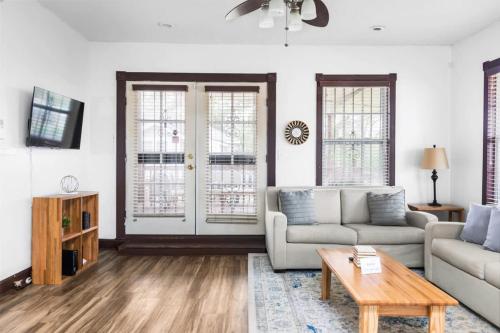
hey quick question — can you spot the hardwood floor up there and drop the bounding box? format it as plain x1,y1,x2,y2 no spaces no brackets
0,251,248,333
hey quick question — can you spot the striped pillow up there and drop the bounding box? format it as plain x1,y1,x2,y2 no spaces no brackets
279,190,316,225
367,190,407,226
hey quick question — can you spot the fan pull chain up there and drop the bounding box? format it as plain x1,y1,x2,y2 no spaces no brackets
284,2,289,47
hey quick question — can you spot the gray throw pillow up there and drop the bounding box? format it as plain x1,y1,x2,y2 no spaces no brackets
367,190,407,226
460,204,492,245
483,207,500,252
279,189,316,225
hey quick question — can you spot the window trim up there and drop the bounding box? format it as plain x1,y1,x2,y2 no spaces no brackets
116,71,277,239
482,58,500,205
315,73,397,186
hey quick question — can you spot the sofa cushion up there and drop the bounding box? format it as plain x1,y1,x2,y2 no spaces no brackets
286,224,357,245
484,207,500,252
279,189,316,225
367,190,407,226
431,238,500,280
313,188,341,224
485,262,500,289
341,187,404,224
460,203,493,245
344,223,424,245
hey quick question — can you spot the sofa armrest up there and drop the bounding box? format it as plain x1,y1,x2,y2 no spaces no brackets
265,210,287,270
424,222,464,280
406,211,438,229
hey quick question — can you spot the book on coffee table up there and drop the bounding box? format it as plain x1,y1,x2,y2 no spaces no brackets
353,245,377,256
353,246,378,268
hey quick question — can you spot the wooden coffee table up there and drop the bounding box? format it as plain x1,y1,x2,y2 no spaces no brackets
318,248,458,333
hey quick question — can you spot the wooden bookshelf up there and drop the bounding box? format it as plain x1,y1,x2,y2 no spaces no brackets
32,192,99,285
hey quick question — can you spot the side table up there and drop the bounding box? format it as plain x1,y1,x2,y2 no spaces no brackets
408,203,465,222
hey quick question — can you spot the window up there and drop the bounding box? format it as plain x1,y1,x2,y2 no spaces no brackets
205,87,259,220
131,85,188,217
483,58,500,205
316,74,396,186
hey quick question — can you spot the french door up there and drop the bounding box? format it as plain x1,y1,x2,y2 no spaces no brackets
125,82,267,235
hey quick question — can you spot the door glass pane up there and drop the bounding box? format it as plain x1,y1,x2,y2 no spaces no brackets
134,90,186,217
206,91,258,216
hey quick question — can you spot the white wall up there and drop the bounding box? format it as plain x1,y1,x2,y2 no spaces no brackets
0,1,462,278
0,0,5,283
0,1,89,280
86,43,453,238
450,22,500,209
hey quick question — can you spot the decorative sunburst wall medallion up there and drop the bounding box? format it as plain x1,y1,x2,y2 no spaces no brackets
285,120,309,145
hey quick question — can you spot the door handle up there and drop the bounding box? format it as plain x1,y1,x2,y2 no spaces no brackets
187,164,195,170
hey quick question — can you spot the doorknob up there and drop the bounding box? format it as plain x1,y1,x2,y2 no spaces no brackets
187,164,194,170
187,153,194,160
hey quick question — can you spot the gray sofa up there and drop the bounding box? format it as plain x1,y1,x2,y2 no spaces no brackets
425,222,500,327
265,186,437,270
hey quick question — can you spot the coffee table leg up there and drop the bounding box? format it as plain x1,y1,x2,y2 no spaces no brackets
428,305,445,333
359,305,378,333
321,260,331,300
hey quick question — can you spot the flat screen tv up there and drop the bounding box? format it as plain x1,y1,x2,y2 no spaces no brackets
26,87,84,149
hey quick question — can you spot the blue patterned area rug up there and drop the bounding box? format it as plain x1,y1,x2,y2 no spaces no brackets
248,254,498,333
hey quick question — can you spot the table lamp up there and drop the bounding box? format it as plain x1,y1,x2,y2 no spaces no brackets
421,145,449,207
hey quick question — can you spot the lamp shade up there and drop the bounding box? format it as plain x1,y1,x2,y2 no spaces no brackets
421,146,449,170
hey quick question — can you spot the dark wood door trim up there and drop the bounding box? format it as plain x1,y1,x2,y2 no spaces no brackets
116,78,127,240
110,235,266,255
117,72,271,82
116,72,277,239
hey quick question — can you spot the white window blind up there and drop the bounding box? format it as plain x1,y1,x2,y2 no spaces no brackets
322,86,391,186
132,89,186,217
484,71,500,205
206,91,258,221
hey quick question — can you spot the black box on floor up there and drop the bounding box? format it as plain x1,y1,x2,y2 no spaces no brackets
62,249,78,276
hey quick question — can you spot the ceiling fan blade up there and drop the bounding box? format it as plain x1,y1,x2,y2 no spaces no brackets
226,0,265,21
302,0,330,27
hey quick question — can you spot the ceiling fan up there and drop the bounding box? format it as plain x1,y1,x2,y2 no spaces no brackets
226,0,330,33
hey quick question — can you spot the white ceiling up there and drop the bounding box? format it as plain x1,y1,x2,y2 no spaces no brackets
37,0,500,45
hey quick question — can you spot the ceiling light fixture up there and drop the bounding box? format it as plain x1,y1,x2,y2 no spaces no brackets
259,2,274,28
269,0,286,17
157,22,173,28
301,0,316,20
371,25,385,32
226,0,330,46
288,4,303,32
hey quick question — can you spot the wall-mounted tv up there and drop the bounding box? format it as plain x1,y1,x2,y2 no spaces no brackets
26,87,84,149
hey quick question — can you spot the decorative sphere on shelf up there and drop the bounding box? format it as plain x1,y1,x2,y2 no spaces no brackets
60,175,79,193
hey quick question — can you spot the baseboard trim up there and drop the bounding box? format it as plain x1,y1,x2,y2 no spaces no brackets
117,235,266,255
99,238,124,250
0,267,32,294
